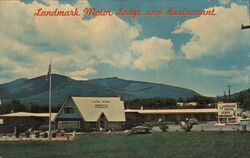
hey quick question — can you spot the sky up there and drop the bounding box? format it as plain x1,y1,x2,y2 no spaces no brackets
0,0,249,97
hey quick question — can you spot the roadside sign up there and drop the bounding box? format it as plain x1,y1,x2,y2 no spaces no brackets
218,103,237,116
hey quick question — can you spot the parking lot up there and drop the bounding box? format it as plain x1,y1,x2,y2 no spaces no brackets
151,122,250,132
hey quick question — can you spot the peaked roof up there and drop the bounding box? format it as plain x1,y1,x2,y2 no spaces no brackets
71,96,125,122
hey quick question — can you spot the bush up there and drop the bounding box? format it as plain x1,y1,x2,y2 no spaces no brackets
201,127,204,132
15,132,19,138
52,133,57,138
159,125,169,132
185,125,193,132
25,132,30,138
35,132,40,138
43,132,48,138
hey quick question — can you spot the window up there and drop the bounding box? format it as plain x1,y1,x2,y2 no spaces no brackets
63,107,75,114
58,121,80,129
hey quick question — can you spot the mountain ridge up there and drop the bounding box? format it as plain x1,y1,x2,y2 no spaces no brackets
0,74,200,106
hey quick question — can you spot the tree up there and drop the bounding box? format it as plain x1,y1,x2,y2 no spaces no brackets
125,98,177,109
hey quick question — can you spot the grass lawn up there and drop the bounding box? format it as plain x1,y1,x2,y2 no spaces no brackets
0,132,250,158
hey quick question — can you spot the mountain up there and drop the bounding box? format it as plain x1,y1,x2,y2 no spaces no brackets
231,89,250,110
0,74,199,106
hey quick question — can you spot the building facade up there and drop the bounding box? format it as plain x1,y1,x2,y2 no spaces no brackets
0,112,57,133
54,96,126,132
125,108,218,128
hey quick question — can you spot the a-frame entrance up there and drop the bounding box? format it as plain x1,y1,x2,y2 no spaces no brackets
97,113,107,131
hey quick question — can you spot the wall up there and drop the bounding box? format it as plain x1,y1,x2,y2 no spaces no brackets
57,98,82,119
107,122,122,130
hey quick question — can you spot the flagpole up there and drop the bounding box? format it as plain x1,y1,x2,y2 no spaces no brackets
48,61,52,141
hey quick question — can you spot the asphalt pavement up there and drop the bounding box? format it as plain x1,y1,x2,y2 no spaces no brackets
151,122,250,132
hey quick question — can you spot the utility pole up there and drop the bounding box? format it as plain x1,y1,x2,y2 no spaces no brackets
223,91,227,101
48,61,52,141
228,85,231,101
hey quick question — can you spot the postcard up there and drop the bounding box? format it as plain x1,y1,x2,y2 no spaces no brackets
0,0,250,158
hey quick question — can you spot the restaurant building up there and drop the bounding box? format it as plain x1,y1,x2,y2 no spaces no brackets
53,96,126,132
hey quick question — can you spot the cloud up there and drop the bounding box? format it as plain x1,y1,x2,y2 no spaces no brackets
196,66,250,84
173,3,249,60
0,0,143,82
81,15,141,67
66,67,97,80
0,0,179,83
219,0,230,5
131,37,176,71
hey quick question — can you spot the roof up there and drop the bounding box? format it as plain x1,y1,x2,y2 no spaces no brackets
217,102,237,106
71,96,125,122
0,112,57,120
125,108,218,114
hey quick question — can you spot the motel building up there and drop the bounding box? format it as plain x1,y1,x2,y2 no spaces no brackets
54,96,224,131
53,96,239,132
125,107,218,126
0,96,239,133
125,102,239,126
53,96,126,132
